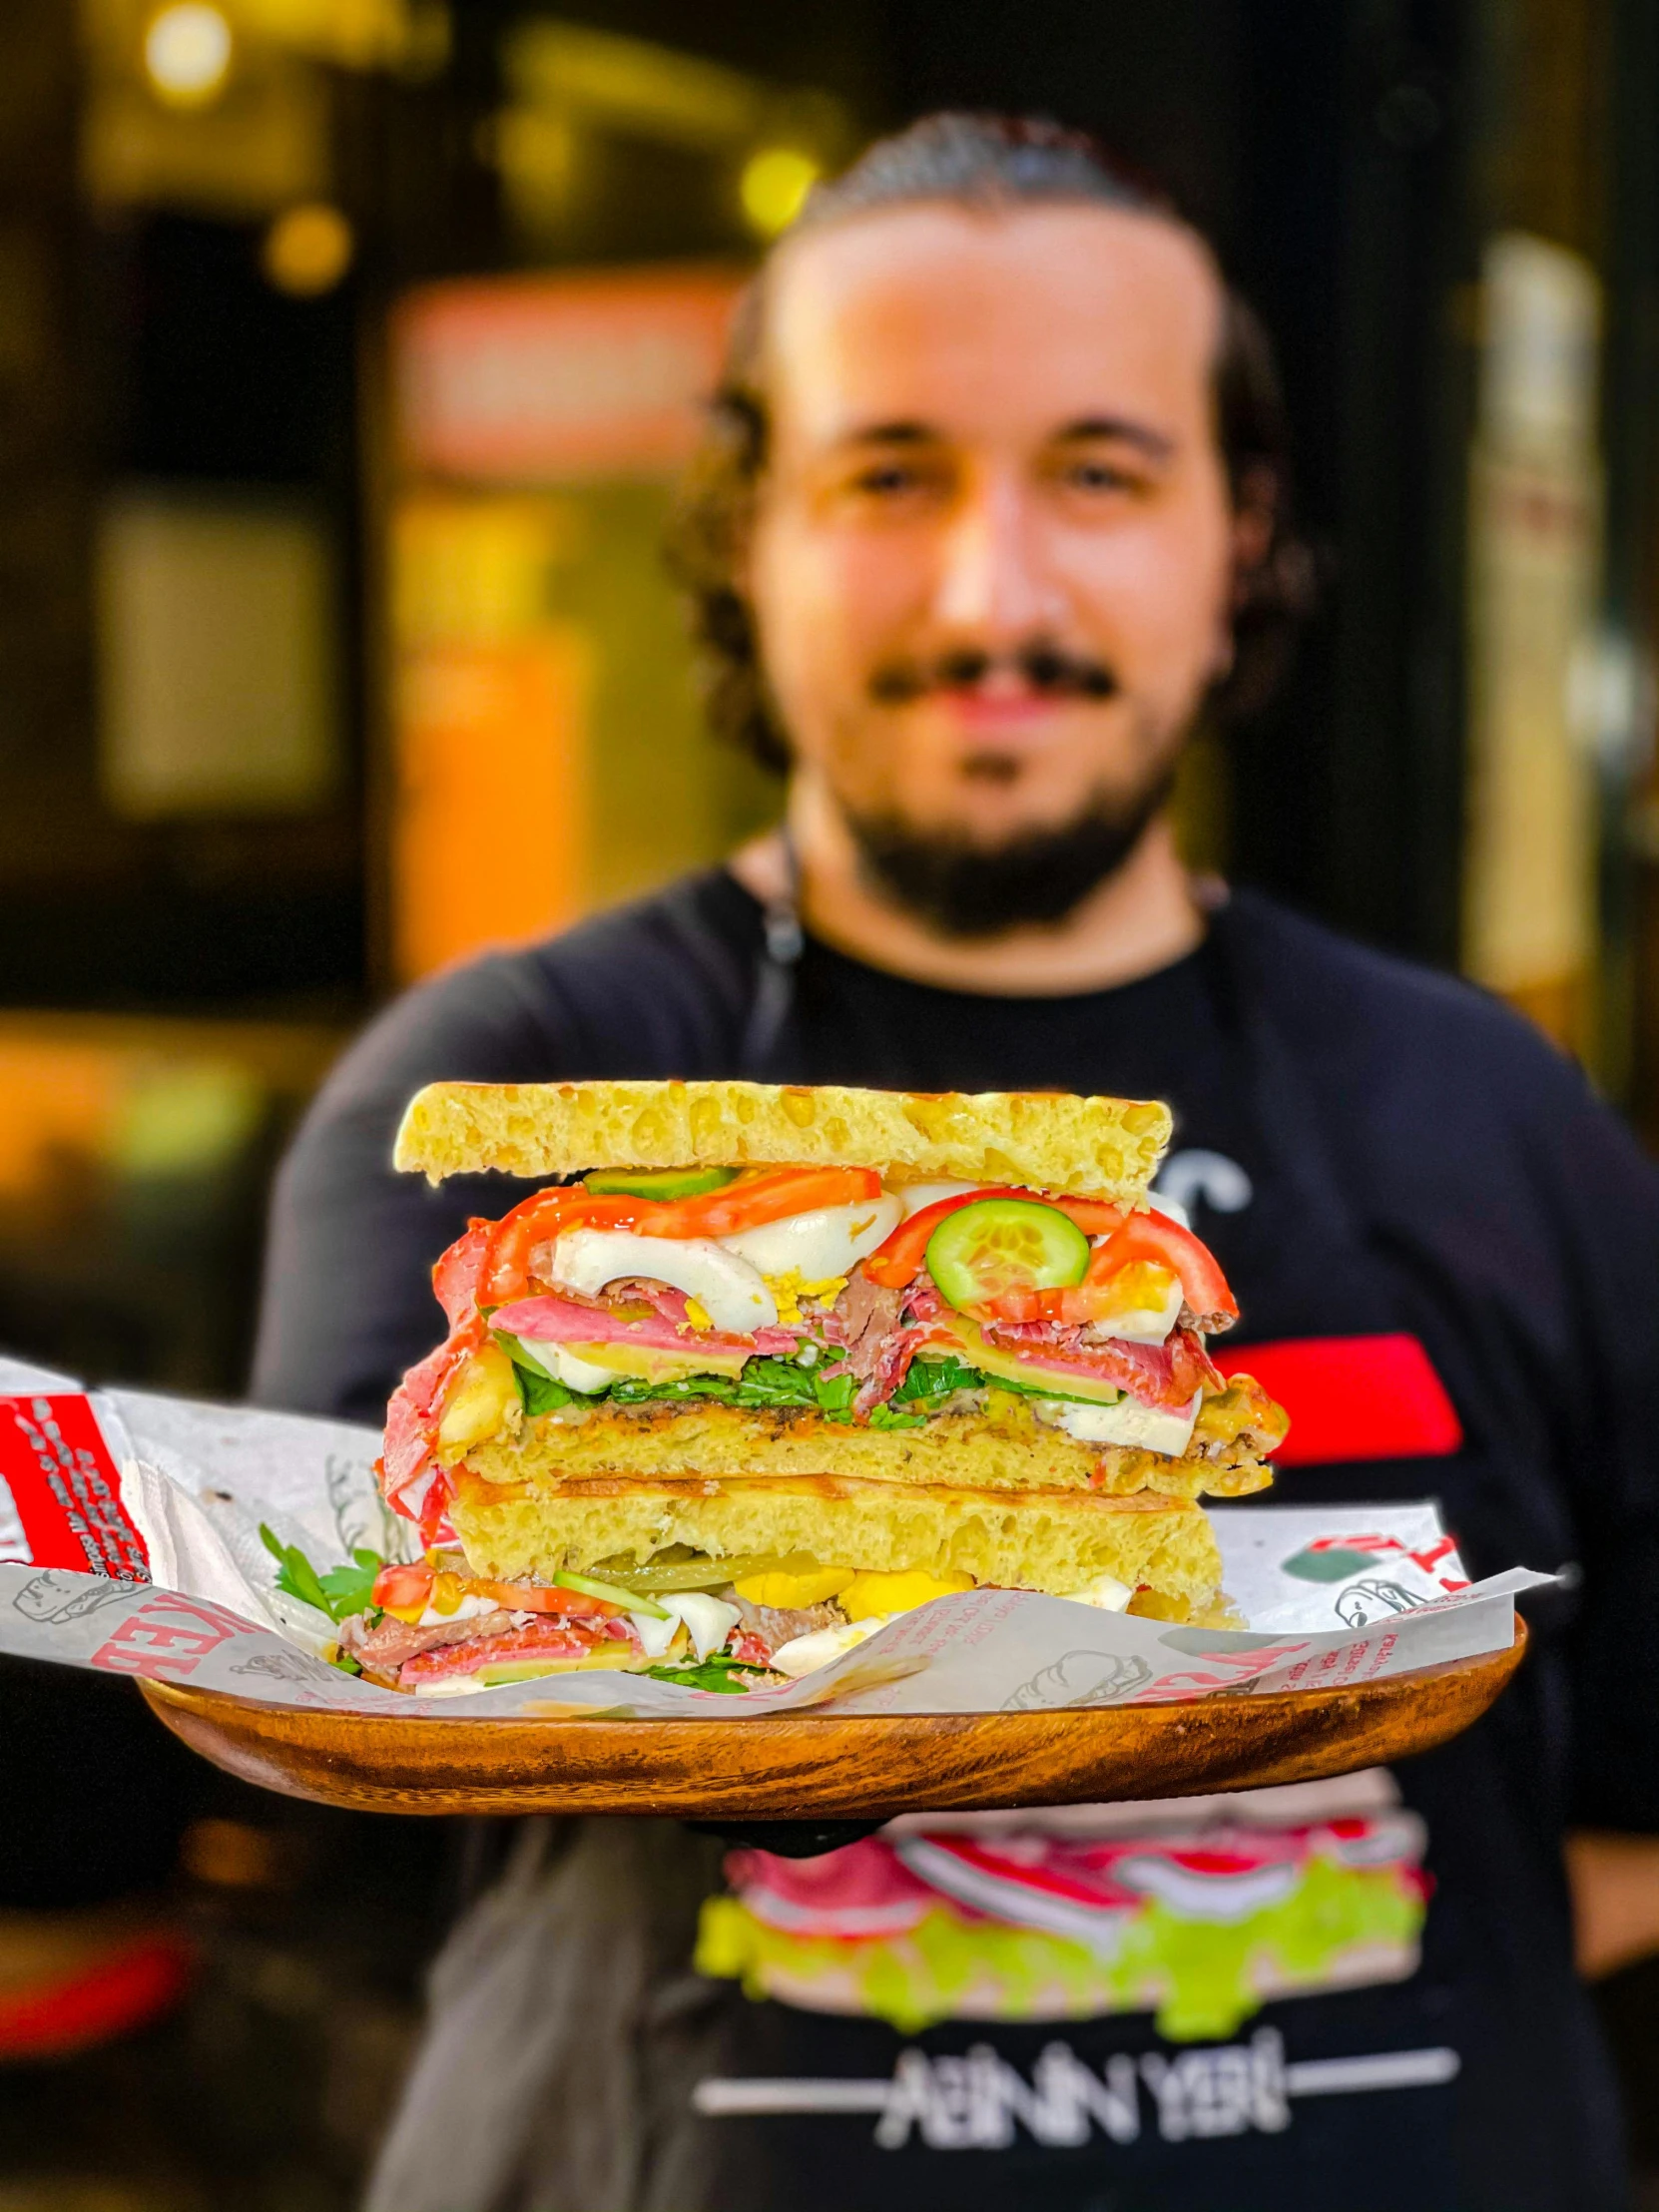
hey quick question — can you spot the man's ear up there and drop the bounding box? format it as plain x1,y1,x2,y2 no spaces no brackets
1230,465,1278,606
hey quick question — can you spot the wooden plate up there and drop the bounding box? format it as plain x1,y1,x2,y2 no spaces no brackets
139,1617,1525,1820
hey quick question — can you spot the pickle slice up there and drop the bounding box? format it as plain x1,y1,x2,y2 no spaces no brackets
590,1547,824,1594
584,1166,739,1199
553,1569,670,1618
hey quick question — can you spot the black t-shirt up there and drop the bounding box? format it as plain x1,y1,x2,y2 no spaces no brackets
254,870,1659,2212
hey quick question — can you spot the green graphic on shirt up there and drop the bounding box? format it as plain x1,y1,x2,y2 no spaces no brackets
697,1853,1424,2042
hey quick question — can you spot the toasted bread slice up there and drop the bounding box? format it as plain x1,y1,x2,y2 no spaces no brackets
458,1395,1271,1502
448,1468,1223,1607
394,1078,1170,1199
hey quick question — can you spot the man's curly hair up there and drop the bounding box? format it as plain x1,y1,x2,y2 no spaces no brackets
666,112,1316,774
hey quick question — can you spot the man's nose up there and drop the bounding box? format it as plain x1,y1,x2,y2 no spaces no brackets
931,475,1064,640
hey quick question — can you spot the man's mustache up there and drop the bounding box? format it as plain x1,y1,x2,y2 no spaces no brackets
868,644,1119,706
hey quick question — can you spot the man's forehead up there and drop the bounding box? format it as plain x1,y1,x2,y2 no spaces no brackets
763,201,1223,448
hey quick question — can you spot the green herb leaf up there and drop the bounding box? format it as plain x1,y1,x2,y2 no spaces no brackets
733,1357,821,1407
983,1374,1124,1406
646,1651,773,1694
892,1354,986,1403
259,1523,332,1615
316,1557,382,1619
259,1522,383,1624
332,1651,363,1677
609,1374,739,1405
866,1401,927,1429
810,1370,858,1422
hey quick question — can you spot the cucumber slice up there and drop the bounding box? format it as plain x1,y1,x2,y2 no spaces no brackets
925,1197,1091,1312
584,1166,739,1199
590,1548,818,1594
554,1570,671,1619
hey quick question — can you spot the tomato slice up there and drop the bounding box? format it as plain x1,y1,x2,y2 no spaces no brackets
479,1190,653,1306
371,1562,435,1615
477,1168,883,1303
474,1578,625,1618
644,1165,881,1240
972,1215,1237,1332
865,1188,1125,1289
980,1262,1177,1328
1088,1210,1238,1329
925,1199,1091,1312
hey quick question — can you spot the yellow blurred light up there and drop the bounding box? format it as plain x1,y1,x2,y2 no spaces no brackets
740,147,820,238
143,3,234,108
263,203,354,294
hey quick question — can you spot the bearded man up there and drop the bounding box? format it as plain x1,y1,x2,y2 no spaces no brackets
255,115,1659,2212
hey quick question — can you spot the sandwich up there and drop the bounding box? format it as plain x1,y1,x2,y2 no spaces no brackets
353,1080,1288,1694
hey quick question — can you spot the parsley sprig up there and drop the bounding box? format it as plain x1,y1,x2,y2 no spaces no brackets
259,1525,383,1624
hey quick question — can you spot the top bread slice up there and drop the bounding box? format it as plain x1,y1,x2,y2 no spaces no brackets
394,1078,1171,1201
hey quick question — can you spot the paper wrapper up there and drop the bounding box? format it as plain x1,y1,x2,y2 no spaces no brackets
0,1359,1550,1720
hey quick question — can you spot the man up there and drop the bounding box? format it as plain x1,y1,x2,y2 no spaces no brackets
255,115,1659,2212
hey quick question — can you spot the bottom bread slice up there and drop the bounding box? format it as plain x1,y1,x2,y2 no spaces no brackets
449,1467,1224,1608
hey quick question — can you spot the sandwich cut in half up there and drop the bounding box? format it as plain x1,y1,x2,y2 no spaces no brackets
357,1080,1288,1694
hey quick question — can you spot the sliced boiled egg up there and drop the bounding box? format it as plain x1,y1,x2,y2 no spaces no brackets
627,1590,742,1661
1036,1390,1202,1456
548,1227,777,1335
1062,1572,1135,1612
514,1338,620,1394
717,1193,902,1282
1084,1261,1185,1345
771,1614,892,1677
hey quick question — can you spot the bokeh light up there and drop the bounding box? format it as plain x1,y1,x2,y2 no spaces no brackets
263,204,355,296
739,146,820,238
143,2,234,109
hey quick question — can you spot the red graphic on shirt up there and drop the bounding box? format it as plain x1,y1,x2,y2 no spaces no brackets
1213,1334,1463,1465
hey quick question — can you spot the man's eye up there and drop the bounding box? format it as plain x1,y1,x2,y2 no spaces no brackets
1065,459,1138,492
852,464,919,495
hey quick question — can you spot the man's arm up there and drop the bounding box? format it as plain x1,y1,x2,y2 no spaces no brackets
251,953,563,1420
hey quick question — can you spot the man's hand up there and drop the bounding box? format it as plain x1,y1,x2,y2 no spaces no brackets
1565,1831,1659,1978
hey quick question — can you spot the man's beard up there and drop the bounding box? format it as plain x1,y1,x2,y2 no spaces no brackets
843,761,1180,940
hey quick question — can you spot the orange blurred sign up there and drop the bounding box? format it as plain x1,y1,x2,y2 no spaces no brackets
393,632,590,979
393,266,742,481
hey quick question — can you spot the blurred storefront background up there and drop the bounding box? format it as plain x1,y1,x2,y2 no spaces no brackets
3,2,1659,2197
2,0,1657,1402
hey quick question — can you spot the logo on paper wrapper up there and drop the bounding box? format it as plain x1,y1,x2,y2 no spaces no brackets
89,1593,249,1680
0,1395,149,1581
12,1569,135,1625
1282,1532,1469,1600
1335,1579,1431,1628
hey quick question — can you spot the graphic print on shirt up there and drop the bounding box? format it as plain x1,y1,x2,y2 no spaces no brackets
693,2022,1461,2151
1152,1148,1255,1225
697,1776,1432,2046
